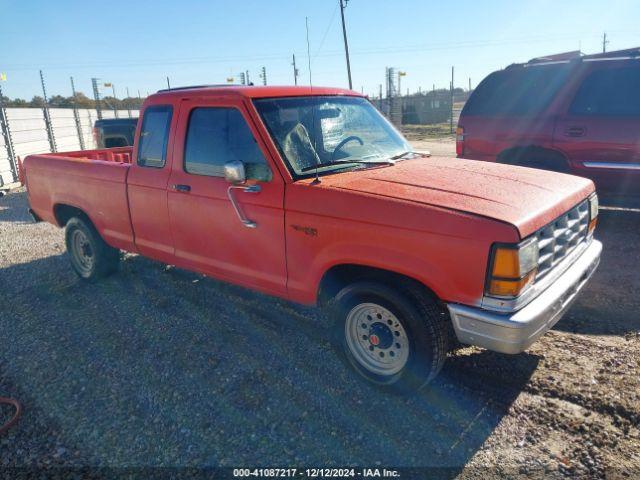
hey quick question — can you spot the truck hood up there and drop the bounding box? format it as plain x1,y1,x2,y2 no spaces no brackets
318,156,594,238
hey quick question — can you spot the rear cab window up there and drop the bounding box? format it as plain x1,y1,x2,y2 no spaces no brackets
137,105,173,168
462,64,571,116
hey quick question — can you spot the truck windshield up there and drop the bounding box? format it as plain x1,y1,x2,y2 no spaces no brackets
254,96,411,178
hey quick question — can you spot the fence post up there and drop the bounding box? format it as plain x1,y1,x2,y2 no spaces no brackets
70,77,86,150
87,110,94,148
40,70,57,153
0,84,18,182
450,66,455,134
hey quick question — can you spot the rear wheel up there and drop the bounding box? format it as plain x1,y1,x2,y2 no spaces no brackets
65,217,119,281
328,281,448,393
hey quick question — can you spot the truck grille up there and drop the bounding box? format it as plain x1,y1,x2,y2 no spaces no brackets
535,200,589,279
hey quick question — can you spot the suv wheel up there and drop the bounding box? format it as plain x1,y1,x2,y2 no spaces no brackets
501,148,569,173
65,217,120,281
328,281,448,393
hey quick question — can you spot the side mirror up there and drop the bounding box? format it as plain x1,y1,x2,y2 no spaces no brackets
224,160,246,184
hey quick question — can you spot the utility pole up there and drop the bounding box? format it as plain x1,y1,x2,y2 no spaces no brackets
398,71,406,98
339,0,353,90
70,77,86,150
40,70,57,153
92,78,102,120
260,66,267,85
602,32,609,53
468,77,472,92
126,87,132,118
450,66,455,134
110,84,118,118
292,54,299,85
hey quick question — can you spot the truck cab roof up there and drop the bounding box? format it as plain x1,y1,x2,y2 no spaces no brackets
149,85,361,101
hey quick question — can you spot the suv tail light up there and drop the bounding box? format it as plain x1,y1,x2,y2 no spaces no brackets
456,126,465,157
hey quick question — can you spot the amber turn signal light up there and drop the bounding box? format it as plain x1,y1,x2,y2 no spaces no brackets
488,271,536,297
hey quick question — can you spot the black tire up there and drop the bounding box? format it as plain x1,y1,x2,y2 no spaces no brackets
519,156,569,173
327,280,448,393
500,148,569,173
65,216,120,281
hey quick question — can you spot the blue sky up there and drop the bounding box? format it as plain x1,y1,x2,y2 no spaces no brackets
1,0,639,100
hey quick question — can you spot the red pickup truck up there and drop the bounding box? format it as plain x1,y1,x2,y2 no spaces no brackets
24,85,602,391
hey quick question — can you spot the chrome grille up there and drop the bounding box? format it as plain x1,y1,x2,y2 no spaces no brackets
536,200,590,279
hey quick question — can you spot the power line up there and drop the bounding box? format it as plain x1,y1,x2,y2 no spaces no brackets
313,2,340,60
7,30,625,72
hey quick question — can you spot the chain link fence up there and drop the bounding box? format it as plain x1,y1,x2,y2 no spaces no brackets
0,107,139,186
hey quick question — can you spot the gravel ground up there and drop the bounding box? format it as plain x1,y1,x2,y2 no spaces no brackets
1,178,639,478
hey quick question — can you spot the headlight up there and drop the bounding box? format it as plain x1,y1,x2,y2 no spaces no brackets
486,239,538,298
588,193,598,235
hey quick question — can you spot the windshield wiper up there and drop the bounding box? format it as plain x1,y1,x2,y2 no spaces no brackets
390,150,431,160
389,150,417,160
300,159,396,173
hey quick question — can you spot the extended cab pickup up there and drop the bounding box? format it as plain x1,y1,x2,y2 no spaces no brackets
24,85,602,391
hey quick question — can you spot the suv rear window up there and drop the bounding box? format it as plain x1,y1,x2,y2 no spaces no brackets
569,65,640,116
463,64,571,116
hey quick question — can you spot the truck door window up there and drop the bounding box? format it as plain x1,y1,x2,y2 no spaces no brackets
569,66,640,116
137,105,173,168
184,107,272,181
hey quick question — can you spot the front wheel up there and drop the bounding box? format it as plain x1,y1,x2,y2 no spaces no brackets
329,281,448,393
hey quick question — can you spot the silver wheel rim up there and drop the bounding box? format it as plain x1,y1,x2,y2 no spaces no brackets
345,302,410,376
71,229,94,275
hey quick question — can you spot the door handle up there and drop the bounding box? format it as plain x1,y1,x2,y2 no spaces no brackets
227,184,261,228
565,126,586,137
172,184,191,193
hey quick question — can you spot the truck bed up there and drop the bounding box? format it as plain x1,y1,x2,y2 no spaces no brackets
23,147,136,252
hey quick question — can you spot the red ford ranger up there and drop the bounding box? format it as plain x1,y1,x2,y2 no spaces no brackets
24,85,602,391
457,48,640,195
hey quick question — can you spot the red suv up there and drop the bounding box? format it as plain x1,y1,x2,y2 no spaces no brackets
457,48,640,195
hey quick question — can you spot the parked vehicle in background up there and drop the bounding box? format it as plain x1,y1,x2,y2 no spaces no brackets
93,118,138,148
23,85,601,392
457,48,640,195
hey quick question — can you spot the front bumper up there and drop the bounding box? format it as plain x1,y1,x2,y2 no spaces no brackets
447,239,602,354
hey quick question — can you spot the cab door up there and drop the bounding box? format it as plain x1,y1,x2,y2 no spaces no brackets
167,97,287,297
127,103,177,264
553,63,640,194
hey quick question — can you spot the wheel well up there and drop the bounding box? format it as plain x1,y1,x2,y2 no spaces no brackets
317,264,438,307
318,264,460,351
498,146,569,170
53,204,90,228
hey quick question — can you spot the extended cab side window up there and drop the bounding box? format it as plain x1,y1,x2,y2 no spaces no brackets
184,107,272,181
137,105,173,168
570,66,640,116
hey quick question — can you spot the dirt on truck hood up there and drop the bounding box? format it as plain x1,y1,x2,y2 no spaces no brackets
320,156,595,238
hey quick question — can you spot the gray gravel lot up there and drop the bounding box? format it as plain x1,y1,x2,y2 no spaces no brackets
1,186,639,478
